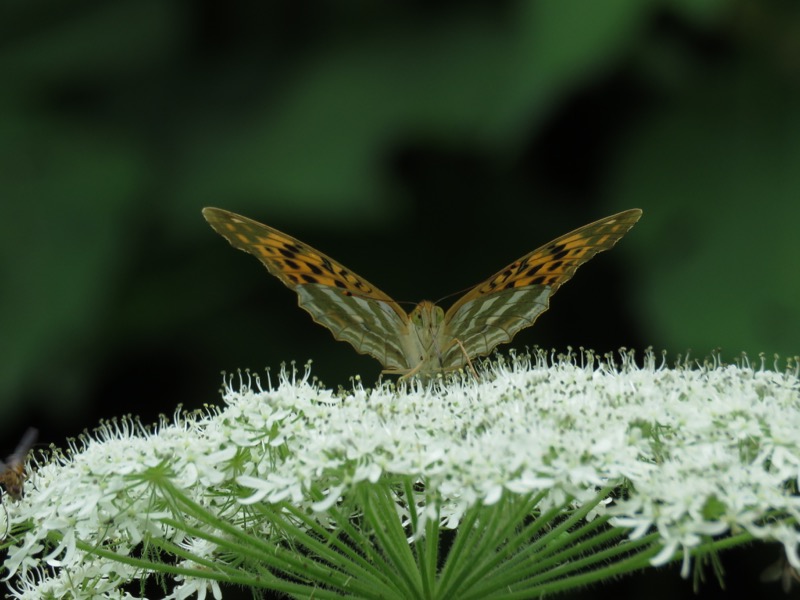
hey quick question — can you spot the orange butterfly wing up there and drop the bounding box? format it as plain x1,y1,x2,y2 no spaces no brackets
441,209,642,368
203,208,412,371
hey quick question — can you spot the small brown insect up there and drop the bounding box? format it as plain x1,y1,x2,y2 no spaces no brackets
0,428,37,501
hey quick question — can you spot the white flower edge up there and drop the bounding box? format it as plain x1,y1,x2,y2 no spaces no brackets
2,350,800,598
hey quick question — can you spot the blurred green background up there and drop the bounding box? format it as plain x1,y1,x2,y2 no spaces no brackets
2,0,799,597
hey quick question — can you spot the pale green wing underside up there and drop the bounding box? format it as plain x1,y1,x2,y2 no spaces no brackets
441,286,553,369
295,285,410,371
203,208,412,371
440,209,643,369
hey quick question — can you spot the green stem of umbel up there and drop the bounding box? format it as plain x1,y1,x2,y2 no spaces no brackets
64,474,753,599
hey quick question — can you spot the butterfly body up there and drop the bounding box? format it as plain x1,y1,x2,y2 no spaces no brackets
203,207,642,378
400,300,447,376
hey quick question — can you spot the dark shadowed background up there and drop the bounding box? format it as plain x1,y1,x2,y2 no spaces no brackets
2,1,799,597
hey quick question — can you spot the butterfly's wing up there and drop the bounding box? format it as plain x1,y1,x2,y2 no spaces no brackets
441,209,642,368
0,427,37,501
203,208,411,371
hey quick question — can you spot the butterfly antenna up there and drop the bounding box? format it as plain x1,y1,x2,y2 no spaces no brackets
433,284,479,307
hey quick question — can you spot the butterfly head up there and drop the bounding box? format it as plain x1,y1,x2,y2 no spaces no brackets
409,301,445,332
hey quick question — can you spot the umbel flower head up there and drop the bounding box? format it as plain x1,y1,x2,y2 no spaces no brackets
2,350,800,599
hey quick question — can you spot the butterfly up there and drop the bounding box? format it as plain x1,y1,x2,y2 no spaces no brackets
203,207,642,378
0,428,37,502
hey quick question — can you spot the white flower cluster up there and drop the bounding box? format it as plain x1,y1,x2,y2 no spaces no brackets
2,351,800,598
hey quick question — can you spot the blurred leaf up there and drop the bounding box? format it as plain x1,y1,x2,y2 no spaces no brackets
612,62,800,359
0,111,146,419
172,1,657,219
0,0,177,87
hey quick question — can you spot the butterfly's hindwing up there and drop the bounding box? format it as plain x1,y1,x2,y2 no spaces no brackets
441,286,552,369
295,285,410,371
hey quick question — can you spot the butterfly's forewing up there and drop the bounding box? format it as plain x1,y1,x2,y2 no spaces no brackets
0,427,37,501
203,208,411,371
441,209,642,368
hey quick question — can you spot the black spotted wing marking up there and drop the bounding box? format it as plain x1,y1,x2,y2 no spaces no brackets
203,208,412,371
441,209,642,367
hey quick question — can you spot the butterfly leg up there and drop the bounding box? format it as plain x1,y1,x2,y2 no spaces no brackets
384,361,433,381
449,338,480,380
381,367,412,378
397,363,424,381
